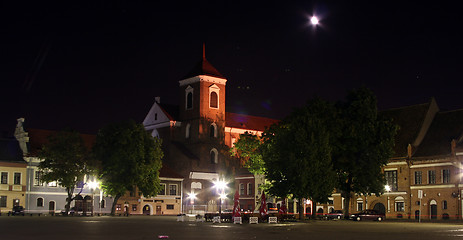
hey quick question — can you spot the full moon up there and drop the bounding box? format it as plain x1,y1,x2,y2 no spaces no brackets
310,16,319,25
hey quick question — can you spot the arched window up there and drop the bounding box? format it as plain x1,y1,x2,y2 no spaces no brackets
37,197,44,207
210,92,218,108
210,123,217,138
356,198,363,211
185,86,193,110
395,196,405,212
186,123,191,139
210,148,218,164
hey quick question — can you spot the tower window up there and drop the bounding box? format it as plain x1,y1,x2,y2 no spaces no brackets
210,92,218,108
210,123,217,138
185,86,194,110
210,148,218,164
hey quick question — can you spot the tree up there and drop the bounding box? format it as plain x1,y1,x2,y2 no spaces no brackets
38,130,94,215
332,87,397,218
261,98,337,220
93,120,163,215
231,132,265,175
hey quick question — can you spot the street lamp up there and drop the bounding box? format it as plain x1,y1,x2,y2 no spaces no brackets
213,179,228,217
187,191,197,214
385,185,391,213
88,180,100,216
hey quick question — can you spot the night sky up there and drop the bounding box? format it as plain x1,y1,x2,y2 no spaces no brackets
2,1,463,134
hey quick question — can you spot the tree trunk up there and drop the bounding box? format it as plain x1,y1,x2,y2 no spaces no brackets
312,201,317,219
343,194,351,219
111,194,121,216
298,198,304,221
64,188,74,216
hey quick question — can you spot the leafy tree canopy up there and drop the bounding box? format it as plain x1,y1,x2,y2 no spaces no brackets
38,130,94,214
93,120,163,215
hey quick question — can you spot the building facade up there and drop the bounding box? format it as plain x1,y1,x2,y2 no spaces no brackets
0,136,27,214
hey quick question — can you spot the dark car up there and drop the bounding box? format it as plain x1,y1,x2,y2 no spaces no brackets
325,210,344,220
9,206,25,216
350,209,385,221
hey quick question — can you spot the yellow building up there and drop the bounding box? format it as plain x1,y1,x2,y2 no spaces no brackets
0,137,27,214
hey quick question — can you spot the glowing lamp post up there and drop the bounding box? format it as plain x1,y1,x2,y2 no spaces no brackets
187,191,197,214
88,180,100,216
385,185,391,213
213,179,227,217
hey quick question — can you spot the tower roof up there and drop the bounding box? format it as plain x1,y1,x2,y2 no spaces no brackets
183,57,225,79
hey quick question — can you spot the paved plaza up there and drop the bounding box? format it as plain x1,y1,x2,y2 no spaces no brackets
1,215,463,240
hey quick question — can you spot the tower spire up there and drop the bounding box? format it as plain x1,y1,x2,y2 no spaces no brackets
203,43,206,60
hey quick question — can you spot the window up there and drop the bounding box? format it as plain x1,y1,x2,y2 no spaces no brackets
414,171,422,185
1,172,8,184
169,184,177,195
247,183,252,196
132,204,137,211
442,200,448,210
428,170,436,184
37,198,44,207
159,183,166,195
191,182,202,189
385,170,398,191
210,148,218,164
210,92,218,108
356,198,363,211
0,196,7,207
395,197,405,212
116,204,121,211
100,199,106,208
185,123,191,139
210,123,217,138
185,86,193,110
239,183,245,195
48,181,57,187
14,173,21,185
166,204,174,210
443,169,450,183
34,171,43,186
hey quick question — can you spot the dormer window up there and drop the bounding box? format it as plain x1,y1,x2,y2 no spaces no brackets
185,85,194,110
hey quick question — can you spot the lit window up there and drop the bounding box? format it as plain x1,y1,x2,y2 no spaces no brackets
239,183,245,195
34,171,43,186
116,204,121,211
356,198,363,211
48,181,57,187
395,196,405,212
385,170,398,191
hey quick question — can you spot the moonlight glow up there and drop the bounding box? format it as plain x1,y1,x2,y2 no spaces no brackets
310,16,319,25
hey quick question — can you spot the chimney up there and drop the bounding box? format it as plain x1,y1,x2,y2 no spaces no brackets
155,97,161,104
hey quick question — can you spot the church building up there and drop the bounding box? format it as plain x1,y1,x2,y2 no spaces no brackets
142,50,278,213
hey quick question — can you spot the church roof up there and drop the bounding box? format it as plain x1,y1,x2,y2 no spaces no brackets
26,128,96,156
183,57,225,79
225,112,279,132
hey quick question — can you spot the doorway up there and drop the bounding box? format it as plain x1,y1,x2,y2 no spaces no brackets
373,203,386,214
49,201,55,215
430,200,437,219
156,205,162,215
143,205,151,215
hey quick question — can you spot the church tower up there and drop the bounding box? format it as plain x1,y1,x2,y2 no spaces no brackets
177,46,228,172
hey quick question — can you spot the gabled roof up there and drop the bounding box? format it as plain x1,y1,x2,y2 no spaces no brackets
414,109,463,157
380,98,438,158
225,112,279,132
143,101,180,129
183,57,225,79
0,137,24,162
27,129,96,156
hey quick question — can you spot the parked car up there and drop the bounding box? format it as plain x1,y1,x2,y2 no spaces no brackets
350,209,385,221
9,206,25,216
325,210,344,220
